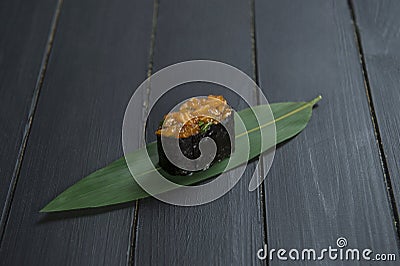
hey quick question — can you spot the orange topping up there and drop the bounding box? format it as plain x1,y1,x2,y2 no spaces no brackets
156,95,231,138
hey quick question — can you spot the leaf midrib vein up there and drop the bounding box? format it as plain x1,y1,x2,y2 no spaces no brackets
135,96,321,178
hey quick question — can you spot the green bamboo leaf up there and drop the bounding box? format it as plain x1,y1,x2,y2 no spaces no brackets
41,96,322,212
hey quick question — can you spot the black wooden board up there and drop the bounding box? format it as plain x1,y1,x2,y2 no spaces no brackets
2,0,400,265
255,0,399,264
352,0,400,227
0,0,153,265
0,0,58,230
133,0,265,265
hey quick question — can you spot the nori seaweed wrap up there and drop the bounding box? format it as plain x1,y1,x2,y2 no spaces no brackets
156,95,234,176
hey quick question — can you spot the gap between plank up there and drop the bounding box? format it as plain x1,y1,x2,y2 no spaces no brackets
127,0,159,264
347,0,400,247
0,0,64,248
127,1,265,264
250,0,269,264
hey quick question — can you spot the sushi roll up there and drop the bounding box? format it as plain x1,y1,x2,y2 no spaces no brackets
156,95,234,176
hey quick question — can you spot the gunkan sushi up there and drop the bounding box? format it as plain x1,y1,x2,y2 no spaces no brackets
156,95,234,175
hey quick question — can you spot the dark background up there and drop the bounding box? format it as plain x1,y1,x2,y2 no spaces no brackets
1,0,400,265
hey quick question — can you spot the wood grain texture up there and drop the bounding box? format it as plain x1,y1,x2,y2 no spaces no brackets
0,0,58,222
255,0,399,264
133,0,264,265
352,0,400,225
0,0,153,265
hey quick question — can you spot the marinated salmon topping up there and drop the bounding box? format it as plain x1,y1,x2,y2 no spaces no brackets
156,95,232,138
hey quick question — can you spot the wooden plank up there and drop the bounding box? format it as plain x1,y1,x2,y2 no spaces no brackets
255,0,399,264
134,0,265,265
0,0,153,265
352,0,400,228
0,0,58,226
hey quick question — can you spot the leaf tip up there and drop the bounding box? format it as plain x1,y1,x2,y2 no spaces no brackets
39,205,50,213
40,202,57,213
311,95,322,106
